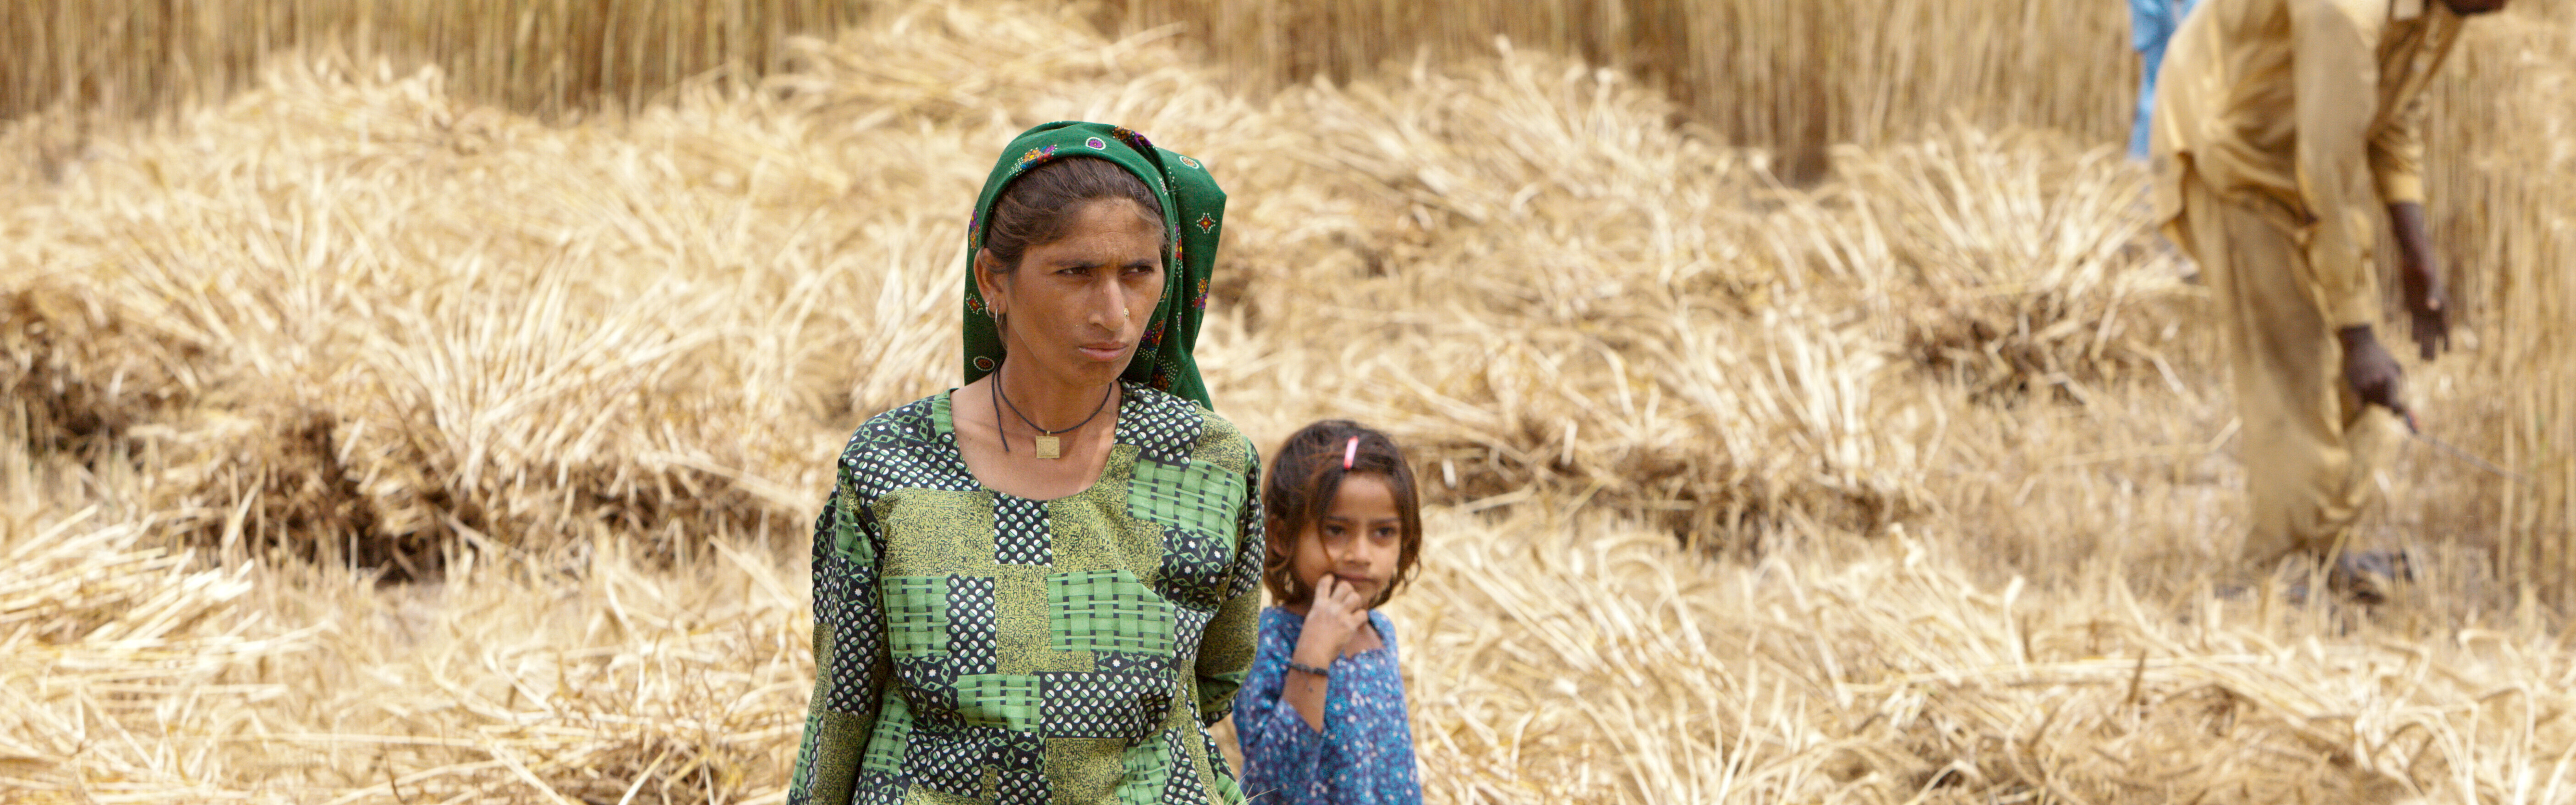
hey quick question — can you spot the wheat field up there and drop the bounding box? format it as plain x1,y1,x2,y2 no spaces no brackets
3,0,2573,802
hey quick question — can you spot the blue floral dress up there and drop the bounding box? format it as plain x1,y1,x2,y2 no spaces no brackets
1231,608,1423,805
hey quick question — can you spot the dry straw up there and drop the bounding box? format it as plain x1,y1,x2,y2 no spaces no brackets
4,0,891,122
1099,0,2132,180
0,0,2571,801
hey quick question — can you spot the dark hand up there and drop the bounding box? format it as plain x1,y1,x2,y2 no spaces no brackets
2400,255,2450,361
2339,325,2405,414
2388,202,2450,361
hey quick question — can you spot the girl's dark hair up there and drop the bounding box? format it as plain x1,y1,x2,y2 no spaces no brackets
1261,420,1425,608
982,156,1166,271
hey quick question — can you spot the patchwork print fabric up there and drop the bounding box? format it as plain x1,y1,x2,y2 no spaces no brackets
791,385,1263,805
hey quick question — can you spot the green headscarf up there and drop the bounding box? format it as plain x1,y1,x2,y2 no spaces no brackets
962,121,1227,409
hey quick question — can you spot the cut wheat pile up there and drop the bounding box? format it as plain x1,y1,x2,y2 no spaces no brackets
3,1,2573,802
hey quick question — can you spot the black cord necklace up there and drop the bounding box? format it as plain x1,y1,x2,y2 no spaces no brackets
993,364,1115,460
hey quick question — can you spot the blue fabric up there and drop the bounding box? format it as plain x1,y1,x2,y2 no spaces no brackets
1232,608,1423,805
2131,0,2200,159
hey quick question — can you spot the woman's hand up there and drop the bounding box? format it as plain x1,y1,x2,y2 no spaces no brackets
1283,576,1370,732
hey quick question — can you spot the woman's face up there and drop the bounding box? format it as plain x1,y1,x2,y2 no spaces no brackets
978,198,1166,389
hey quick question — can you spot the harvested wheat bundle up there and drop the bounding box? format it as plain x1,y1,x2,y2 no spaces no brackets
4,54,968,568
1821,126,2194,404
0,273,207,457
1205,46,1943,541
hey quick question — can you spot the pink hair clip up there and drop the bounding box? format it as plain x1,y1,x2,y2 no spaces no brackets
1343,436,1360,470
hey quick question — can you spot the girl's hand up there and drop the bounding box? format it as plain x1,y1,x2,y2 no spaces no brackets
1282,576,1369,733
1294,576,1369,666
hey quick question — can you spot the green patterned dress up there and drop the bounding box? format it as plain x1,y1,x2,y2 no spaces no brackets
791,383,1263,805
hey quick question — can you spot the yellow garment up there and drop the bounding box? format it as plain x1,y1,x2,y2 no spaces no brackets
2150,0,2461,327
2149,0,2462,561
2174,170,2403,563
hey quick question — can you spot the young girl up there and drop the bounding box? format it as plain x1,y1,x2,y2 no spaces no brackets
1232,421,1426,804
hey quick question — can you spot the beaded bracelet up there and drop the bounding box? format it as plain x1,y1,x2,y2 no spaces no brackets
1286,660,1332,677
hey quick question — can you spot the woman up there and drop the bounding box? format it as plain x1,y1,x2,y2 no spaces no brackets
790,122,1261,805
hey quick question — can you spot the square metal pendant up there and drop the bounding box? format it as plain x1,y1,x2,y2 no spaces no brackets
1034,435,1062,460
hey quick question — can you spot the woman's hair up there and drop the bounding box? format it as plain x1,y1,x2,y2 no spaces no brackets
982,156,1166,272
1260,420,1425,608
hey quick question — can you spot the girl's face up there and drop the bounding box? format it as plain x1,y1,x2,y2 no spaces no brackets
1291,472,1405,608
977,198,1166,389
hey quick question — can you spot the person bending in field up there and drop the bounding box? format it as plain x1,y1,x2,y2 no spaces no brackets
2150,0,2508,583
1232,422,1426,805
790,122,1260,804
